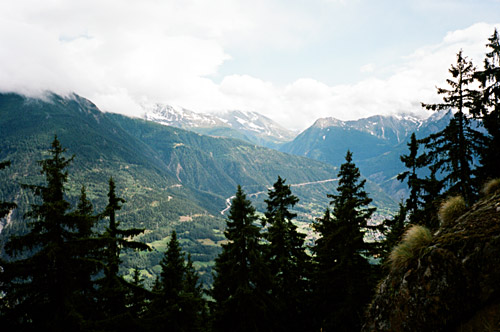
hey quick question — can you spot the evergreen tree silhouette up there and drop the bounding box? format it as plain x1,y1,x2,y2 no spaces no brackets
397,133,428,223
311,151,378,332
0,136,84,331
94,177,150,330
212,185,272,332
474,29,500,182
262,176,310,331
147,231,205,331
421,50,486,205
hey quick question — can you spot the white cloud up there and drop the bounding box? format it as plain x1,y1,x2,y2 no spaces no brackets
206,22,500,130
0,17,74,97
360,63,375,73
220,75,275,100
0,1,499,131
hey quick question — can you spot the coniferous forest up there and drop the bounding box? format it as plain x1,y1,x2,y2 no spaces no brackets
0,30,500,331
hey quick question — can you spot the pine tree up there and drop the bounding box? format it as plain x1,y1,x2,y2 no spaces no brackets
421,50,487,205
212,185,272,332
127,268,149,324
396,132,443,229
262,176,309,331
397,133,428,223
161,230,185,310
474,29,500,182
67,186,101,325
418,166,443,230
181,254,207,331
150,230,186,331
311,150,378,332
147,231,205,332
263,175,300,223
327,150,378,256
73,185,96,237
94,177,150,330
0,136,84,331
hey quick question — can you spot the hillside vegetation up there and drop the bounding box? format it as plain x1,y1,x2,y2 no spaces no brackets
0,92,396,287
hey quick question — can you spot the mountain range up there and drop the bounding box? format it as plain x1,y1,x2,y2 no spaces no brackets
143,104,296,149
141,102,453,201
279,111,454,199
0,90,462,285
0,92,399,285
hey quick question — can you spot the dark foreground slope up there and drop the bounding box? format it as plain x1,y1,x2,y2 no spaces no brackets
363,188,500,331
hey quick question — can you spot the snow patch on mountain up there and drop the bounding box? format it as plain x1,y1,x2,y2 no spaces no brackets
312,114,422,144
142,104,297,146
143,104,225,128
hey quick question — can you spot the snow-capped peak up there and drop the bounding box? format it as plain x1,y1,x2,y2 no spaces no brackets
142,104,297,145
143,104,225,128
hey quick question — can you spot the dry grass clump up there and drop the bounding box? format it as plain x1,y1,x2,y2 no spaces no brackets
482,178,500,197
438,195,466,227
389,225,432,272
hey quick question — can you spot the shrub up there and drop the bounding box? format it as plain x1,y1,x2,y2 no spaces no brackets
389,225,432,272
438,196,466,227
482,178,500,197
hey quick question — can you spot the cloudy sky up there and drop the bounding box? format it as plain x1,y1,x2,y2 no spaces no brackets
1,0,499,130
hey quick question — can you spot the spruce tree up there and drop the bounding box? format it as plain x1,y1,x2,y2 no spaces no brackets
73,185,96,237
94,177,150,330
160,230,185,325
418,166,443,230
421,50,486,205
212,185,272,332
327,150,377,255
149,230,186,331
67,186,101,324
474,29,500,182
147,231,205,332
127,268,149,324
262,176,309,331
311,150,378,332
396,132,443,229
0,136,83,331
397,133,428,223
182,254,207,331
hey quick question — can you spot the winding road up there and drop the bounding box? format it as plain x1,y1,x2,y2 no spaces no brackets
220,178,339,215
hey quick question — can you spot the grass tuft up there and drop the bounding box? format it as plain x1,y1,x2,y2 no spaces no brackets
438,196,466,227
389,225,432,272
482,178,500,197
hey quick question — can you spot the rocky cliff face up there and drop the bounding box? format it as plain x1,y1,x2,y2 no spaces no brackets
363,191,500,332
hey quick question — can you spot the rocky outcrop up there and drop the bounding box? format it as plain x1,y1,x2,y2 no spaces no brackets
363,192,500,332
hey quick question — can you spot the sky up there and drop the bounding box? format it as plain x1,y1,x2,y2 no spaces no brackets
0,0,499,131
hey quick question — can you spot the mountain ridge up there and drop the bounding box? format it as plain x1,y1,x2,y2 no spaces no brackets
0,91,398,285
280,110,455,200
142,103,296,148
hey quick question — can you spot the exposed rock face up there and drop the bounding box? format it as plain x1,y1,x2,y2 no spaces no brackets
363,193,500,332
